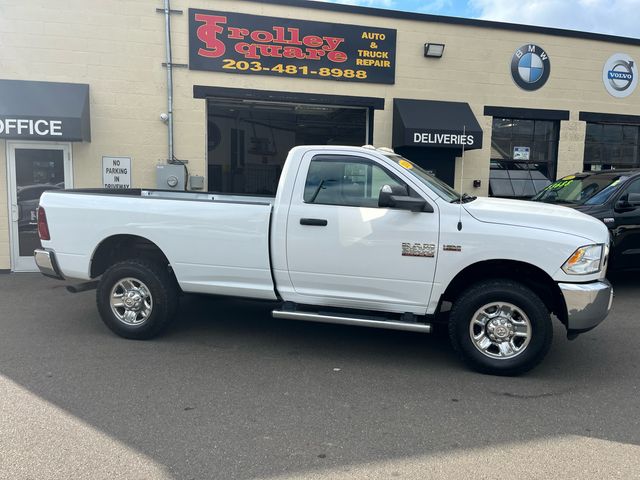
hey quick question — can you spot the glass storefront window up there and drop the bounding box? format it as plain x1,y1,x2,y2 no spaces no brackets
584,122,640,170
14,149,66,256
489,117,559,198
206,99,368,195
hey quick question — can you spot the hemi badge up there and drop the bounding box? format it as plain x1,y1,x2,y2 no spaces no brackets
443,245,462,252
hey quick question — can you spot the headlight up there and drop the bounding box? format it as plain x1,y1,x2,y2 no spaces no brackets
562,244,603,275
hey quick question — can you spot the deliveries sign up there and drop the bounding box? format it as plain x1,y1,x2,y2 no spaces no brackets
189,9,396,84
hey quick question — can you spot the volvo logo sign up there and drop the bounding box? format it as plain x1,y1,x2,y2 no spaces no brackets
603,53,637,98
510,44,550,91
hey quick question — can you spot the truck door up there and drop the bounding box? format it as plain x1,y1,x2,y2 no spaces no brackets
613,178,640,269
284,153,439,314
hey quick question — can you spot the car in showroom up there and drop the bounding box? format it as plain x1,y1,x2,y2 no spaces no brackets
532,169,640,271
17,183,63,229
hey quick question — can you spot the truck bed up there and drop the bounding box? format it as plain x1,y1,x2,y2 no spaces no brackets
63,188,275,206
39,189,278,300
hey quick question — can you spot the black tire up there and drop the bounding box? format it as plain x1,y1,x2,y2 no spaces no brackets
448,280,553,376
96,259,178,339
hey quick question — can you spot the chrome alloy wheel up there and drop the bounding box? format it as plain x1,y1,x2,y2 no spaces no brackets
469,302,532,359
109,277,153,326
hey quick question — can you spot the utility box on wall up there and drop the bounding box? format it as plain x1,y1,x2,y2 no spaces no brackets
156,163,187,190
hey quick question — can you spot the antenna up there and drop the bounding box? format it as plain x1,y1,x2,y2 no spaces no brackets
457,125,466,231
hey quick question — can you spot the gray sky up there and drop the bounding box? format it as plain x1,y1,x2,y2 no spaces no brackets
315,0,640,39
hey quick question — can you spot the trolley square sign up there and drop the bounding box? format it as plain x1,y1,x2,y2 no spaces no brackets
188,9,397,84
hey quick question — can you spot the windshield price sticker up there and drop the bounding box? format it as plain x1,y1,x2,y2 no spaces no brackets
399,159,414,169
189,9,396,84
545,179,575,191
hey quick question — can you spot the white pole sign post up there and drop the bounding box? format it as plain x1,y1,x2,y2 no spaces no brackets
102,156,131,188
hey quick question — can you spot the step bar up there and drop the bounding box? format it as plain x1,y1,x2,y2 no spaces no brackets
272,310,431,333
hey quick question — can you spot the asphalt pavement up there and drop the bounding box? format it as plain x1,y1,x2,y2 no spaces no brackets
0,272,639,480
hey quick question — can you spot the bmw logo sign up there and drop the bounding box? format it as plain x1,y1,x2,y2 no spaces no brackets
603,53,637,98
511,44,551,91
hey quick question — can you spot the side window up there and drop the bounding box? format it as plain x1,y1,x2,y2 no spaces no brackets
624,179,640,196
304,156,407,208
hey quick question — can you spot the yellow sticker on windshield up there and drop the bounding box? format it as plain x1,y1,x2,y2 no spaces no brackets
611,179,621,186
399,159,414,169
563,175,576,180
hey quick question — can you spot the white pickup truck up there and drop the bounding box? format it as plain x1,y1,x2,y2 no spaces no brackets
35,145,613,375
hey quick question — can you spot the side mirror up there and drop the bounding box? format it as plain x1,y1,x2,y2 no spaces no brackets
378,184,432,212
628,193,640,207
615,194,638,212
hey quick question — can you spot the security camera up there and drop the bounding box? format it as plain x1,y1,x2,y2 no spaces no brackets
160,112,169,123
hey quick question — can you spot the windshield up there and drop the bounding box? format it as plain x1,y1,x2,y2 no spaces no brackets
532,174,627,205
384,154,461,202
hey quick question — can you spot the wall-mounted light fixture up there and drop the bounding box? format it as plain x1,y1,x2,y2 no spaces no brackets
424,43,445,58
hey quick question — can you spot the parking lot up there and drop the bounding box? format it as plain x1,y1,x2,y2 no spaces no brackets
1,272,639,479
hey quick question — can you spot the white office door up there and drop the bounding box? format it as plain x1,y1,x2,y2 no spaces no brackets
7,142,73,271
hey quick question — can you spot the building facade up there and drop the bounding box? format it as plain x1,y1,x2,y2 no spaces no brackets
1,0,639,271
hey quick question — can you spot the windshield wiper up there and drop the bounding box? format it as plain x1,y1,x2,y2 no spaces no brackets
542,199,576,205
451,193,477,203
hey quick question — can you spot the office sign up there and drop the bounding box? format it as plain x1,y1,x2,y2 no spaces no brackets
102,156,131,189
0,80,91,141
0,117,65,140
189,9,396,84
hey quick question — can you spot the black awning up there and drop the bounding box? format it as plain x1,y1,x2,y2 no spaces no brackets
393,98,482,150
0,79,90,141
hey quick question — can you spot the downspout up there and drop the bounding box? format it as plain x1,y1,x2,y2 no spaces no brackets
163,0,174,161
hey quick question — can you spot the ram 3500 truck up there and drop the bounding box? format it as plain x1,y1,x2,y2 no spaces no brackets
35,146,613,375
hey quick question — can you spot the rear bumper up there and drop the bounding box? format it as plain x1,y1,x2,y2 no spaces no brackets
34,249,65,280
558,280,613,334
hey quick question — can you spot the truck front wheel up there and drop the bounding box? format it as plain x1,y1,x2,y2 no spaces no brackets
96,259,178,339
448,280,553,376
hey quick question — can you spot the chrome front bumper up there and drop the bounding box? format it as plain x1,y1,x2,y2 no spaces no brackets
558,280,613,334
34,249,65,280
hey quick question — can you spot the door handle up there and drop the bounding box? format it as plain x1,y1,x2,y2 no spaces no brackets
10,205,19,223
300,218,328,226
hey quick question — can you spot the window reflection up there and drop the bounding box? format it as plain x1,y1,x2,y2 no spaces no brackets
489,118,559,199
207,99,368,195
584,123,640,171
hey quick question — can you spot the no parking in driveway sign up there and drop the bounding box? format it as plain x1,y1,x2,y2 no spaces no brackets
102,156,131,189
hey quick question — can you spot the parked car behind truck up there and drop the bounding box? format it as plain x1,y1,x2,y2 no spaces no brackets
532,169,640,271
35,146,613,375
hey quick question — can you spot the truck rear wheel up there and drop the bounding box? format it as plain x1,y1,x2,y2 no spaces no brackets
448,280,553,376
96,259,178,339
